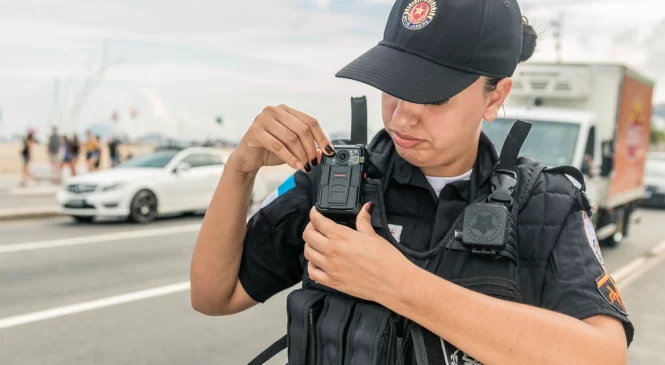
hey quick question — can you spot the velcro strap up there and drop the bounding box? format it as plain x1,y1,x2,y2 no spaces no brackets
345,303,395,365
408,324,430,365
316,295,355,365
286,289,326,365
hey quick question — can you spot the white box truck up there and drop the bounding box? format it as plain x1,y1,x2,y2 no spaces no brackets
483,62,655,246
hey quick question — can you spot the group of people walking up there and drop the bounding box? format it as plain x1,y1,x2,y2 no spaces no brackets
20,127,121,186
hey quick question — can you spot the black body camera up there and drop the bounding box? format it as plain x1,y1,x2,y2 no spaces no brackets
455,170,519,261
315,145,369,225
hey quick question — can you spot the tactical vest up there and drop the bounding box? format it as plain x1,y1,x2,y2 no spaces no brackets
250,121,588,365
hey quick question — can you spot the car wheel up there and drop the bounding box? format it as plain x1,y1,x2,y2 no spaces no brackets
129,190,158,223
72,215,94,223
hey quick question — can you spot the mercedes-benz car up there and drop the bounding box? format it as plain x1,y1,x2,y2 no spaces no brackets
57,147,269,223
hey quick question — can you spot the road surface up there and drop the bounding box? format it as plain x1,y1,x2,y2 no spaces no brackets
1,208,664,364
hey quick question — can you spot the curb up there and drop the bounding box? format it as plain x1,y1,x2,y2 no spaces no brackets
0,208,61,222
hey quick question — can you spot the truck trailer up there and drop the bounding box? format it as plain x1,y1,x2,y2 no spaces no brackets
483,62,655,246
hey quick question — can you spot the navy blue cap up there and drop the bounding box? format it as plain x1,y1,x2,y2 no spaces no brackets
336,0,524,104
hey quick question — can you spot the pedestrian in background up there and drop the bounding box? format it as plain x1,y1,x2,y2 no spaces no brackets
69,134,81,176
85,131,99,171
48,126,61,183
94,134,103,170
20,131,36,187
109,136,121,167
59,136,71,182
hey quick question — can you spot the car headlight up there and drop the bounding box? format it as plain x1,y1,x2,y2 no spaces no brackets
102,183,126,192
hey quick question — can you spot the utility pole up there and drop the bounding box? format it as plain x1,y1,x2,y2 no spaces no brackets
551,12,564,63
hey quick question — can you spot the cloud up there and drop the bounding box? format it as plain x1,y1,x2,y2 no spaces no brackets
1,0,664,141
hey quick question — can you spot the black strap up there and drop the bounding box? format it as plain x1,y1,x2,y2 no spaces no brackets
247,335,287,365
350,96,368,145
498,120,532,171
489,120,532,206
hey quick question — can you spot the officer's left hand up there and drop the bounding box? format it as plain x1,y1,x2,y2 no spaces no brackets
303,203,411,303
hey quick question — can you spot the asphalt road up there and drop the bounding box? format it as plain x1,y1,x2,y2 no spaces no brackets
1,208,664,365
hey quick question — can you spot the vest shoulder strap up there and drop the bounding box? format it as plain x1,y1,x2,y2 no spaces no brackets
515,160,547,212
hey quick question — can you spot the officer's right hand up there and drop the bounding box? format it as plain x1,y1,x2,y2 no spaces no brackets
231,105,334,174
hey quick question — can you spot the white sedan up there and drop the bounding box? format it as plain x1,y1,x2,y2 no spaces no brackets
57,147,269,223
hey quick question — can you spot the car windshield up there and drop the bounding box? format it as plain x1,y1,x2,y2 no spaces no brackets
482,118,581,166
116,150,179,168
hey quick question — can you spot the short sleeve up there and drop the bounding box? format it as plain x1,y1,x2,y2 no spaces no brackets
542,209,635,347
238,170,314,303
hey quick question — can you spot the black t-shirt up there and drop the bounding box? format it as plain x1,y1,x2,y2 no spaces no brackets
238,134,634,346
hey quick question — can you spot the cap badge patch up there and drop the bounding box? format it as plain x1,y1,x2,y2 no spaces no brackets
402,0,437,31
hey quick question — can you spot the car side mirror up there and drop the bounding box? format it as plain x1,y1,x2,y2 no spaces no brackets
174,162,191,174
600,140,614,177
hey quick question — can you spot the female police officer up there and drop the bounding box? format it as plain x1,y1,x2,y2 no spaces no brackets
191,0,633,363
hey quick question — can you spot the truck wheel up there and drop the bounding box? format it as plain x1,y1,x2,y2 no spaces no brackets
601,208,625,247
622,205,632,238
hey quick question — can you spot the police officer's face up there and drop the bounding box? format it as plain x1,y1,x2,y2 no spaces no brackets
381,77,511,175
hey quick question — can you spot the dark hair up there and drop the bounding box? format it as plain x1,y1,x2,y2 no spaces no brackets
484,16,537,93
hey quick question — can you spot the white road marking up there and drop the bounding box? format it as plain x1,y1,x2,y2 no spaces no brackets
0,282,190,329
0,224,202,254
613,239,665,288
0,223,659,330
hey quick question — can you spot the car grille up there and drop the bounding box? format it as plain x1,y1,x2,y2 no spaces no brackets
63,202,96,209
67,184,97,194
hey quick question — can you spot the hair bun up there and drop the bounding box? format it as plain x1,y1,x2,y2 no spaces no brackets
520,16,537,63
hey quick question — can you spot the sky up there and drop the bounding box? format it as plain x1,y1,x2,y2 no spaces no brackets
1,0,664,141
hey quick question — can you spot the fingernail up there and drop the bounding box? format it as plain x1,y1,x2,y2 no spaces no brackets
325,145,334,155
304,163,311,173
365,201,375,215
311,158,318,167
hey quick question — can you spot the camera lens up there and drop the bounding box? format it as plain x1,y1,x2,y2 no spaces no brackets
337,151,349,162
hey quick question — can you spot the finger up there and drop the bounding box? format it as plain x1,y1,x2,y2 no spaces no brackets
303,222,329,256
273,106,318,167
304,242,327,270
281,105,335,156
309,206,340,239
261,117,311,172
308,261,329,284
254,128,303,170
355,202,375,234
